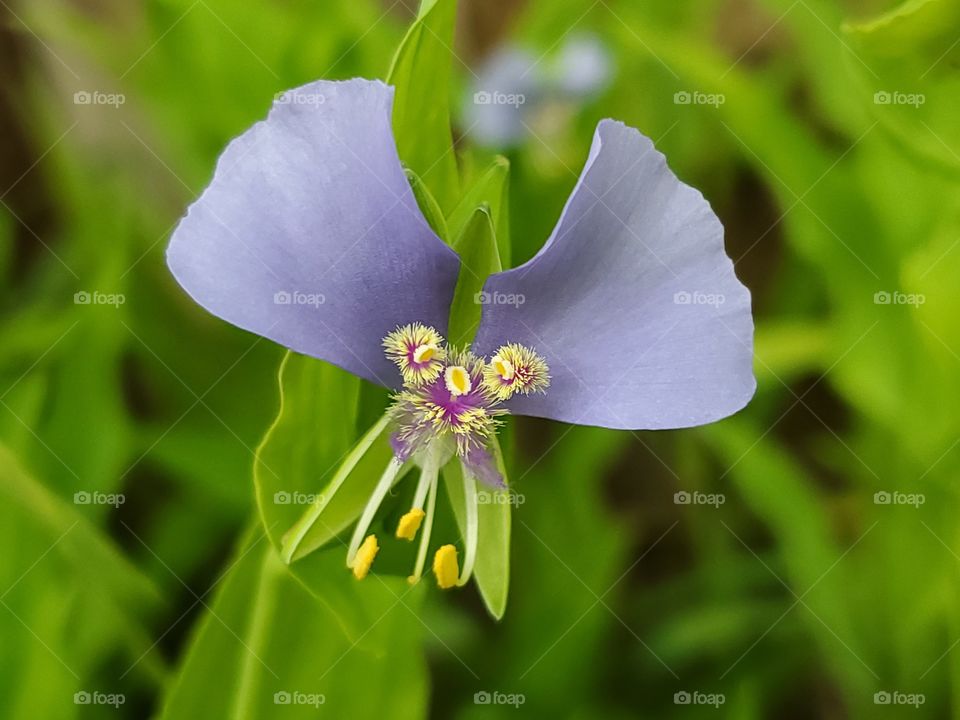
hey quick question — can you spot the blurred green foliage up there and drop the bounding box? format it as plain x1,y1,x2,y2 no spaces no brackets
0,0,958,717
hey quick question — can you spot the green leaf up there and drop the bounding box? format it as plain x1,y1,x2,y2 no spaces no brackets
702,420,872,698
844,0,960,58
253,351,402,563
386,0,460,214
404,168,449,241
448,156,512,263
753,321,829,383
0,441,162,613
0,442,166,716
159,524,427,719
254,353,416,641
279,414,394,563
461,426,632,707
844,0,960,174
254,352,359,551
447,206,502,345
442,438,511,619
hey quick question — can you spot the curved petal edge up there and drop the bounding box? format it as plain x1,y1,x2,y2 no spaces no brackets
167,78,460,387
473,119,755,430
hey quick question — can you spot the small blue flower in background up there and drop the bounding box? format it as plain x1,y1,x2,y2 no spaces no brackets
553,35,614,99
465,34,613,147
166,77,755,590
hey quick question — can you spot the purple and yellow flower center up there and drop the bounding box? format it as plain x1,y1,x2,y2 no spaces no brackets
388,348,500,463
346,323,549,588
383,325,549,467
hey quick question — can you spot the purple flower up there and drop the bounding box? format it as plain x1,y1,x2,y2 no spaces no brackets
167,78,755,588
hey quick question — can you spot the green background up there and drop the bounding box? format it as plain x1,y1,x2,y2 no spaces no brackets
0,0,958,717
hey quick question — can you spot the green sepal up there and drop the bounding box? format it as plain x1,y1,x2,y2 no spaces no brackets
386,0,461,213
441,438,512,619
447,206,502,345
405,167,450,242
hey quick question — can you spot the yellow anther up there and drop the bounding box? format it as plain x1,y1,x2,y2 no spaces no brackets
444,366,472,396
433,544,459,589
491,354,515,381
413,343,437,364
396,508,426,540
352,534,379,580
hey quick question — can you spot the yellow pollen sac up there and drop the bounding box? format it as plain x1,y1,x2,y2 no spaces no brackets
491,355,515,381
433,544,460,589
412,343,437,364
444,366,472,396
352,534,379,580
395,508,426,540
